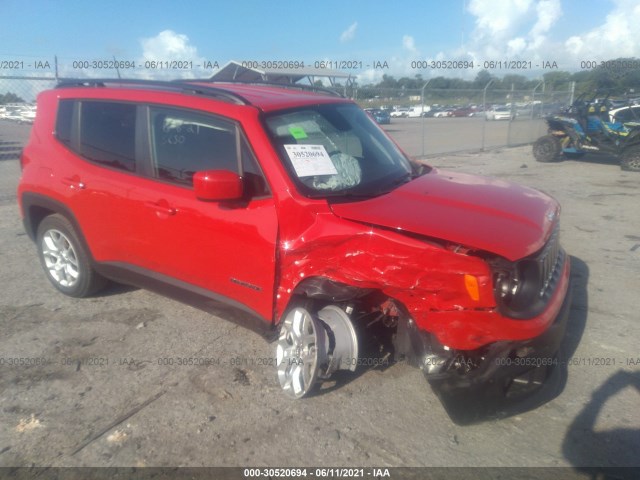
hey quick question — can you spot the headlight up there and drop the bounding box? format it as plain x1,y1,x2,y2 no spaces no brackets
494,270,520,303
490,224,564,319
492,260,544,319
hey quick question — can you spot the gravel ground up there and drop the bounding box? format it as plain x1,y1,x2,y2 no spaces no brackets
0,120,638,475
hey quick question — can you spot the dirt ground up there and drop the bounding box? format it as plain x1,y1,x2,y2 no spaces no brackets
0,119,638,473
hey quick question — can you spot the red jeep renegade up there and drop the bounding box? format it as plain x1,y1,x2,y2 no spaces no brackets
18,79,571,421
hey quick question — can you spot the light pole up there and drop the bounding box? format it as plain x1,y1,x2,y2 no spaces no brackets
420,79,432,157
481,79,494,151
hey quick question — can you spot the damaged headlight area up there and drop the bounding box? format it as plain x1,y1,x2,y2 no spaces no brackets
490,224,565,320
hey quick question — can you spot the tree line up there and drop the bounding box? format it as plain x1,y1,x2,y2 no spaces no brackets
0,92,26,104
350,57,640,98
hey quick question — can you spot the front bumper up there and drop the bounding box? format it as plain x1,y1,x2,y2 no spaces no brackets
426,277,573,424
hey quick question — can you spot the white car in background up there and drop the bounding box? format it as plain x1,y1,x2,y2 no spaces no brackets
19,105,37,124
608,105,640,124
485,106,514,121
1,105,26,122
407,105,430,117
433,109,453,118
390,107,409,118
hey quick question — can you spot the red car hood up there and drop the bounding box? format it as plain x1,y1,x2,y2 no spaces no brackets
329,169,559,261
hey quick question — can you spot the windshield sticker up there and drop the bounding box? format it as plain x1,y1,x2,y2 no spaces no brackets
284,144,338,177
289,126,308,140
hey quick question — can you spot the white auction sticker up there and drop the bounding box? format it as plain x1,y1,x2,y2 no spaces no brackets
284,144,338,177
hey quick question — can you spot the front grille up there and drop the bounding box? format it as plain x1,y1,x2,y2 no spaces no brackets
536,224,563,299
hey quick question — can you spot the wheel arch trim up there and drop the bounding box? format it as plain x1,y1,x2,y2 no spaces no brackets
20,192,95,262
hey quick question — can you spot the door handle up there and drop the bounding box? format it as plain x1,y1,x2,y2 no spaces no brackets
61,176,85,189
146,201,177,216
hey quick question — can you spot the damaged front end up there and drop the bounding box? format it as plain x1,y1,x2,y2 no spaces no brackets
392,231,572,424
263,99,572,419
271,199,572,423
393,281,572,424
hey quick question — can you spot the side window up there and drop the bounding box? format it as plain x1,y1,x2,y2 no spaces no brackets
79,101,136,172
55,99,74,147
150,107,239,187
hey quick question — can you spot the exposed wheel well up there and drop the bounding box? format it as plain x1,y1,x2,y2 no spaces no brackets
286,277,420,364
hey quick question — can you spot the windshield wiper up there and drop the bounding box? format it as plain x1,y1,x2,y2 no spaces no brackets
367,172,413,196
319,190,380,200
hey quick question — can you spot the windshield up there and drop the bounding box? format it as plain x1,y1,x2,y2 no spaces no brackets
264,103,413,198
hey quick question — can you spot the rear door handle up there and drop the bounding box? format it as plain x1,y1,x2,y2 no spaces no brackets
146,201,177,216
61,176,85,189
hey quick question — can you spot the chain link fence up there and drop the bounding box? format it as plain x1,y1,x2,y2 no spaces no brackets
342,85,576,157
0,61,635,158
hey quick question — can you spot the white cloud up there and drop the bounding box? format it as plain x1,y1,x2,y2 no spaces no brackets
531,0,562,38
456,0,566,75
507,37,527,56
138,30,206,79
141,30,199,61
340,22,358,43
564,0,640,59
357,68,384,85
402,35,418,54
467,0,533,39
466,0,562,55
463,0,640,72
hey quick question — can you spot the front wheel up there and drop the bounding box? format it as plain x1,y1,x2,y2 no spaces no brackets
275,307,325,398
621,145,640,172
36,214,107,297
532,135,562,163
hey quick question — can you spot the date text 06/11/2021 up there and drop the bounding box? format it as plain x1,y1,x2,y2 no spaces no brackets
242,467,391,478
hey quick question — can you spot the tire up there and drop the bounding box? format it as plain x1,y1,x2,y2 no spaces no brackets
532,135,562,163
621,146,640,172
36,214,107,297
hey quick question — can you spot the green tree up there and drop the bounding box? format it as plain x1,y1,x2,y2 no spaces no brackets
473,70,493,88
543,71,572,91
377,74,398,89
0,92,25,104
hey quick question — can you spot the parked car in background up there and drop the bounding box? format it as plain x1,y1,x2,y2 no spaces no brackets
0,104,37,124
516,103,566,119
433,109,453,118
365,108,391,125
390,107,409,118
406,105,430,118
608,105,640,124
450,107,475,117
486,106,514,121
1,105,27,122
19,105,37,124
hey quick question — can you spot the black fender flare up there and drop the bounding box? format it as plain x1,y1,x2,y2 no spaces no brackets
20,192,95,262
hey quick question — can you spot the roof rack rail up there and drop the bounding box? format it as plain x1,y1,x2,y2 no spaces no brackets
54,78,249,106
188,79,345,98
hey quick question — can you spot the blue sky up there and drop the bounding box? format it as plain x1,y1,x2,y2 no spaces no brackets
1,0,639,82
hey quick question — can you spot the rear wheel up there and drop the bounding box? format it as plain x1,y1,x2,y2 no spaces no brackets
621,146,640,172
36,214,107,297
532,135,562,163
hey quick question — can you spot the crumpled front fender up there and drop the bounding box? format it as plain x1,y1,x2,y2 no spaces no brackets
275,213,498,349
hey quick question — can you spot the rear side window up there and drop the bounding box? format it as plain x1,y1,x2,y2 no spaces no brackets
79,101,136,172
